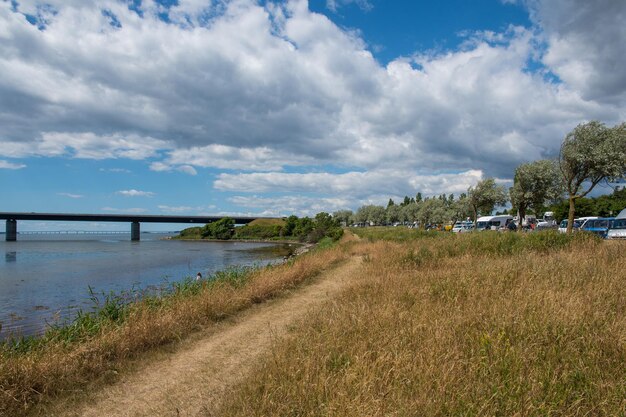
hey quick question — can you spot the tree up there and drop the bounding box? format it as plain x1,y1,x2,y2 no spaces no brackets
201,217,235,240
387,198,395,208
386,204,402,224
510,159,562,229
332,210,353,226
368,205,387,225
559,121,626,232
354,205,386,225
401,202,420,225
451,195,473,222
283,215,299,236
467,178,508,222
418,198,450,227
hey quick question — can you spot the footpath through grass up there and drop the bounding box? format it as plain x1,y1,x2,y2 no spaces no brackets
0,244,349,416
218,230,626,416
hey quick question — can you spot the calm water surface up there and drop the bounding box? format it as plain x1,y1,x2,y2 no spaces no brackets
0,233,294,339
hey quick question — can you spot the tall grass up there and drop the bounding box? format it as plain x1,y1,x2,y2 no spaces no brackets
218,233,625,416
0,246,349,416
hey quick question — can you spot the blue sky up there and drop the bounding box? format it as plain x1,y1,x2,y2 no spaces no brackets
0,0,625,230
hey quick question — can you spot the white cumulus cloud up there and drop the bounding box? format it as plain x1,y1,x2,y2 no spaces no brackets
0,159,26,169
116,189,155,197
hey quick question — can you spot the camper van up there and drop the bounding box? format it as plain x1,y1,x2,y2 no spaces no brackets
476,215,513,231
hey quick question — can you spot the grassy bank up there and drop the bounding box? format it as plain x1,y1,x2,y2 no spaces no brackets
0,244,349,416
218,231,626,416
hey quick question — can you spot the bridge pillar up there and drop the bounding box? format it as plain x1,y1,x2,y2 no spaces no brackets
6,219,17,241
131,221,140,241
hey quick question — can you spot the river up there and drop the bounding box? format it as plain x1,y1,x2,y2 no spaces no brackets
0,233,295,340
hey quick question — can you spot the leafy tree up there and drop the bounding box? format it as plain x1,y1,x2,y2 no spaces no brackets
401,202,420,224
283,215,299,236
386,204,402,224
201,217,235,240
451,195,473,222
415,192,422,203
387,198,395,208
402,196,411,206
467,178,508,222
354,205,386,225
369,205,387,225
307,212,343,242
418,198,450,227
293,217,314,239
510,159,562,229
332,210,353,226
558,121,626,232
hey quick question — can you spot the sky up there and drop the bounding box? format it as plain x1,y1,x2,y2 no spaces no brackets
0,0,625,230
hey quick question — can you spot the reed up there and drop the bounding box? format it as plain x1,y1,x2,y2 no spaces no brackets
0,245,349,416
218,232,626,416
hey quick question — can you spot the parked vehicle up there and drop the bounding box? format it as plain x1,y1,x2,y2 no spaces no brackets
580,217,614,238
607,208,626,239
476,215,513,231
452,221,474,233
536,212,557,230
557,217,596,233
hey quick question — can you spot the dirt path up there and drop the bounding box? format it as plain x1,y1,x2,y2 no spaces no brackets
56,255,362,417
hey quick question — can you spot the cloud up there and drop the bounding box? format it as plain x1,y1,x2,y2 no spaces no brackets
116,189,155,197
101,206,148,214
215,169,484,199
0,132,170,160
176,165,198,176
161,144,316,172
326,0,373,13
0,159,26,169
57,192,83,198
157,205,212,213
0,0,624,208
229,195,355,217
149,162,197,175
100,168,132,173
529,0,626,104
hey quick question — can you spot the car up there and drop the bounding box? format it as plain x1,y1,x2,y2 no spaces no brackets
607,208,626,239
557,217,592,233
580,217,614,238
452,221,474,233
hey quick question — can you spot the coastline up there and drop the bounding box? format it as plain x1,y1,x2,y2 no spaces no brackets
166,236,315,260
168,237,302,245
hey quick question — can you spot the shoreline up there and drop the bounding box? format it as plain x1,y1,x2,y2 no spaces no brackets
168,237,303,245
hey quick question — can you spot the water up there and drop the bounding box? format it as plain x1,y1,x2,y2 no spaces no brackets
0,233,295,339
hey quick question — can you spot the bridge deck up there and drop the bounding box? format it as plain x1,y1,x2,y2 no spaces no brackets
0,212,261,224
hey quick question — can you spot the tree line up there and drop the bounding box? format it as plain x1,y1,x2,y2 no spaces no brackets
180,213,343,243
333,121,626,232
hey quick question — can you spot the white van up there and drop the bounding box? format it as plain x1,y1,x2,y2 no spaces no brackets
558,216,597,233
476,215,513,231
607,208,626,239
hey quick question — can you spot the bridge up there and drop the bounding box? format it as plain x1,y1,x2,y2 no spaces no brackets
0,212,262,241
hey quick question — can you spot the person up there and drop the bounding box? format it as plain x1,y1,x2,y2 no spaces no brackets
196,272,202,281
507,220,517,232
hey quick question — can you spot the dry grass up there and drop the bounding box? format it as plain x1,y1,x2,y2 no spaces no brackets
0,244,349,416
218,233,626,416
248,218,286,227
